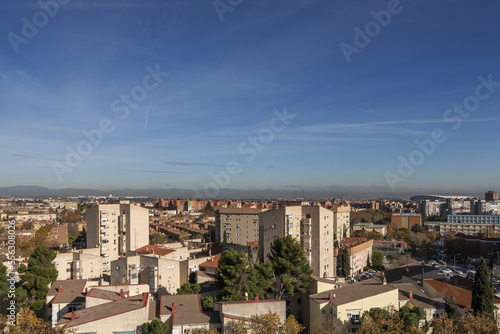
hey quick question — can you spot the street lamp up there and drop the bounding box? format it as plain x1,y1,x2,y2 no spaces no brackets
454,254,461,268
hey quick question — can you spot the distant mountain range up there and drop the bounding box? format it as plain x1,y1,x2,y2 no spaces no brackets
0,185,485,201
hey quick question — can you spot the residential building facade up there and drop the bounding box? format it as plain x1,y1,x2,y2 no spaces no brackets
259,205,350,278
86,201,149,273
215,208,263,245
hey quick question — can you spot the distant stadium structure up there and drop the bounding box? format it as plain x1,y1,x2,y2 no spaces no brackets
410,195,471,201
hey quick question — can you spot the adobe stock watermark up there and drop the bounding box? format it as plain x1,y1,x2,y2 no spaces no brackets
385,74,500,191
212,0,243,21
52,64,168,182
7,0,70,54
339,0,410,64
6,220,17,326
193,107,296,198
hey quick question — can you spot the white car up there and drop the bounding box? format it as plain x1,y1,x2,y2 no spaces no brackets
440,268,453,274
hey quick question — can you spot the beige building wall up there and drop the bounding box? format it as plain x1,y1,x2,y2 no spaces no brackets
123,203,149,252
215,208,262,245
110,255,185,294
87,202,148,274
259,205,344,277
259,206,302,263
53,249,103,281
214,300,286,328
310,288,399,333
332,205,350,240
9,213,57,221
65,305,149,334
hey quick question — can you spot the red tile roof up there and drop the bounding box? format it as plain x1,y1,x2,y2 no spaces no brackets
136,244,175,256
200,255,220,269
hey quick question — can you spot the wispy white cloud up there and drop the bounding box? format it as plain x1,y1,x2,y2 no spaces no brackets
294,118,500,134
114,169,195,174
165,161,227,168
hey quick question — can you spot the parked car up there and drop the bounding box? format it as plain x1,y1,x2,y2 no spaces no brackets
440,268,453,274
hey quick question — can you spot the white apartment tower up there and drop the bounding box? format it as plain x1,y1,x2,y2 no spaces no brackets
259,205,350,278
86,201,149,273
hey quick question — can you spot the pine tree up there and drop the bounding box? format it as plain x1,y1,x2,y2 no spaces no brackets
471,258,495,317
341,246,350,277
268,235,313,300
216,249,273,301
19,245,58,312
445,295,457,320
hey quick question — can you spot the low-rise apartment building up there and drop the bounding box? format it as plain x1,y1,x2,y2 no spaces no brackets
53,248,103,281
336,237,373,277
46,279,86,327
309,279,399,333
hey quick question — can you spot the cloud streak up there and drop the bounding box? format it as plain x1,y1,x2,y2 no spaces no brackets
114,169,195,174
164,161,227,167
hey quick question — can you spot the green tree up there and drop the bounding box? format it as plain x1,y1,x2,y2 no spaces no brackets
150,233,166,245
445,295,457,320
223,230,227,243
399,305,426,332
410,224,425,233
19,245,58,312
360,307,406,334
176,283,201,295
268,235,313,299
216,249,273,301
341,246,350,277
371,249,385,271
67,223,80,246
0,262,10,298
471,257,495,317
142,319,168,334
201,296,214,311
189,271,197,284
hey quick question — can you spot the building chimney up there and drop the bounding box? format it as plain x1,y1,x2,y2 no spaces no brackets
171,302,177,315
329,292,334,302
71,311,76,321
382,277,387,285
409,291,413,300
58,285,64,293
142,292,148,306
254,294,259,303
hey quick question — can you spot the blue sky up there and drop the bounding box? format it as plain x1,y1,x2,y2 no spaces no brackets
1,0,499,195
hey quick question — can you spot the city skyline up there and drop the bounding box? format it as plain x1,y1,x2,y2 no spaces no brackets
1,0,500,193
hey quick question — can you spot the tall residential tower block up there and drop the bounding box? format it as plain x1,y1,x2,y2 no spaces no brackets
87,201,149,272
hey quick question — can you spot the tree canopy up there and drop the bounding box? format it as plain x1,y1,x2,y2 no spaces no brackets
371,248,385,271
268,235,313,299
0,307,73,334
471,257,495,317
142,319,168,334
433,308,497,334
224,313,303,334
445,295,457,320
216,249,273,301
19,245,58,312
176,283,201,295
341,246,350,277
